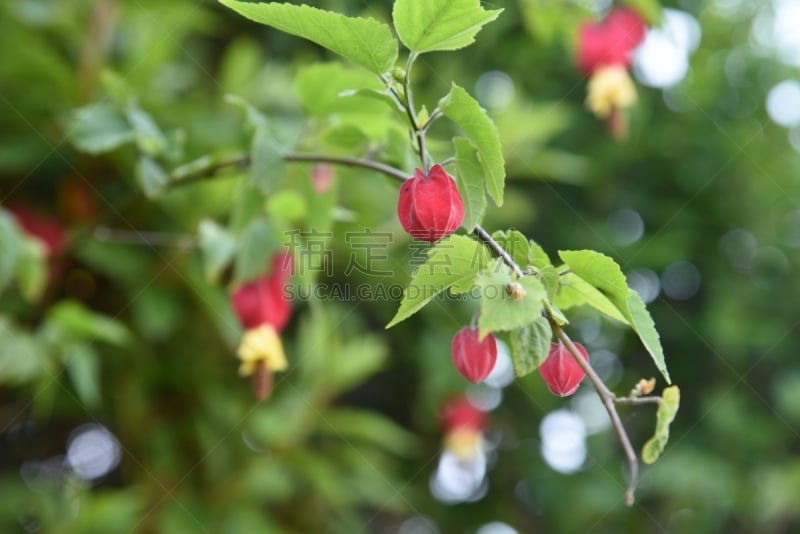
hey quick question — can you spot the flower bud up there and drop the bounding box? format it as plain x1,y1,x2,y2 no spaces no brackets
397,164,464,243
539,342,589,397
507,282,526,301
451,326,497,383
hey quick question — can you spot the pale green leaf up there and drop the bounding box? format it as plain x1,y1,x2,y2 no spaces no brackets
392,0,502,53
250,126,285,194
453,137,486,231
627,291,671,383
476,261,547,338
294,63,387,116
555,272,630,325
46,301,131,346
234,218,277,283
16,238,47,302
198,219,237,284
136,155,168,198
327,336,387,391
126,105,168,157
386,235,489,328
509,315,552,377
0,210,22,292
65,342,101,408
439,84,505,206
0,317,46,384
68,103,135,155
319,408,419,457
642,386,680,464
218,1,398,74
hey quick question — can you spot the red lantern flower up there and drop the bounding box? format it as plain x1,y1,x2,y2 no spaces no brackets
231,250,293,332
539,342,589,397
451,326,498,383
6,204,67,257
577,8,647,138
441,395,487,461
397,164,464,243
577,8,646,75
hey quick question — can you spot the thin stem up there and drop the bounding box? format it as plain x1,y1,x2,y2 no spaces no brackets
552,323,639,506
93,227,196,248
285,153,408,181
401,53,429,171
615,396,663,406
471,223,640,505
169,152,408,189
473,225,525,278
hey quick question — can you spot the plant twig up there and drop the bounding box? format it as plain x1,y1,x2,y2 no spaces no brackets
471,224,641,505
472,225,525,278
552,323,639,506
614,396,663,406
169,152,409,188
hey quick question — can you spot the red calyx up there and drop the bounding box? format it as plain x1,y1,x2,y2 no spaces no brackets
577,8,646,75
397,164,464,243
231,250,293,332
441,395,487,435
539,342,589,397
451,326,498,383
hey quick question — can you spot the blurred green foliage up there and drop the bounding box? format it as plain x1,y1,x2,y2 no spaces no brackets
1,0,799,532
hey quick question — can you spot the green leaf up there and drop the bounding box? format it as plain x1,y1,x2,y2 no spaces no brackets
250,126,285,194
294,63,387,116
16,238,47,302
558,250,670,383
68,103,135,155
234,218,277,283
198,219,237,284
386,235,489,328
509,315,552,377
476,261,547,338
46,300,131,346
555,272,630,325
453,137,486,231
218,1,398,74
529,240,552,269
65,342,102,408
319,408,419,457
627,291,671,383
326,336,387,392
558,250,630,314
136,155,169,198
319,124,370,154
540,265,561,301
126,105,168,157
0,210,23,292
392,0,502,53
439,84,505,206
642,386,680,464
265,189,308,221
0,317,46,384
491,229,529,270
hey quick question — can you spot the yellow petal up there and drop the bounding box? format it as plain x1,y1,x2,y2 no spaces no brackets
236,324,288,375
586,66,637,119
444,427,482,462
